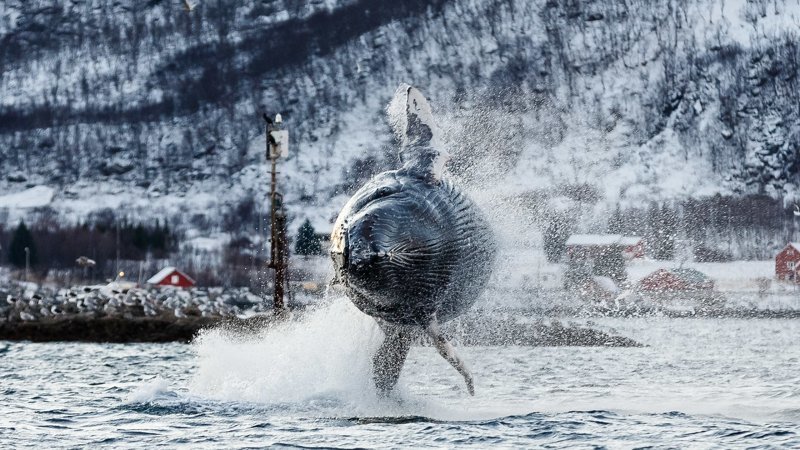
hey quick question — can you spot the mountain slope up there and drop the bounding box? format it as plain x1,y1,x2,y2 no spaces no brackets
1,0,799,253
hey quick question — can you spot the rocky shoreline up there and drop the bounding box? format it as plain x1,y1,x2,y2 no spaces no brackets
0,316,217,343
0,311,640,347
2,280,795,345
1,282,272,323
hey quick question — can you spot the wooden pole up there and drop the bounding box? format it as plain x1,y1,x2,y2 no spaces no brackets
273,196,287,310
264,114,287,312
24,247,30,282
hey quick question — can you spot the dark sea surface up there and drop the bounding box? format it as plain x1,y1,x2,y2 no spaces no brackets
2,298,798,449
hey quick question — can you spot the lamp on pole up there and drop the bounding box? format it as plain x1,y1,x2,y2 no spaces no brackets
263,112,289,312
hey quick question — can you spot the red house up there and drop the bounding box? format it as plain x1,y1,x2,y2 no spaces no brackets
146,266,196,288
620,236,645,259
639,268,714,293
775,243,800,281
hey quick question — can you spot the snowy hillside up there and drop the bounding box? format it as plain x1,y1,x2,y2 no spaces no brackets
1,0,800,255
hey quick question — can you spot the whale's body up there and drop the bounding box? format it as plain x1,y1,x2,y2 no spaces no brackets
331,170,494,326
330,84,496,394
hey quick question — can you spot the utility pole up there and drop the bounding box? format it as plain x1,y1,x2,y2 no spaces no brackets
116,220,120,279
24,246,30,282
263,113,289,312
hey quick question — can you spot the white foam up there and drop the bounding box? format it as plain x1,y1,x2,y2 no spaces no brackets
126,376,171,403
189,296,384,406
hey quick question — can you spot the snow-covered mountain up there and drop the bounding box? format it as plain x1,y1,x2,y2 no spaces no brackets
1,0,799,253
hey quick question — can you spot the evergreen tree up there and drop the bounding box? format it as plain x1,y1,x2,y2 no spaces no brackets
132,224,147,251
607,205,624,234
150,220,168,251
564,260,590,290
651,204,676,260
544,215,571,262
661,205,677,259
8,221,37,268
593,247,627,283
295,219,321,256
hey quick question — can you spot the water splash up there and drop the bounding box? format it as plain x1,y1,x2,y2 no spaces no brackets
184,295,511,420
189,296,384,406
126,376,172,404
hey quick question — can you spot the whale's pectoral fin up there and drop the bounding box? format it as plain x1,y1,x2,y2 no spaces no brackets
372,322,413,394
426,319,474,396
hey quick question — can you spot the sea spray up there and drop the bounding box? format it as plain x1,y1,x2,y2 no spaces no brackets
189,296,384,406
126,376,172,404
185,295,495,419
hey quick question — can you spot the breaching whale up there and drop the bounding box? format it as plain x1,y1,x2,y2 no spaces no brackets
330,84,497,395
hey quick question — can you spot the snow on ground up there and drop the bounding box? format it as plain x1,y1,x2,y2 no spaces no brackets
0,186,54,209
703,0,800,47
183,233,231,252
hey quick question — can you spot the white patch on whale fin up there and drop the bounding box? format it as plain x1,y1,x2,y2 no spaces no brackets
405,87,437,142
426,318,475,396
386,83,412,143
387,84,451,181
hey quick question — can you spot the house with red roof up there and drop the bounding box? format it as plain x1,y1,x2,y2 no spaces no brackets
775,243,800,282
146,266,195,288
639,267,714,293
619,236,644,259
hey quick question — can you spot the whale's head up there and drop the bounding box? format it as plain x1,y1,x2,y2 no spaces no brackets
330,177,445,323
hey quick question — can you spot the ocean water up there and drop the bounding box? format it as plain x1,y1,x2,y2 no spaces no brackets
2,298,798,449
